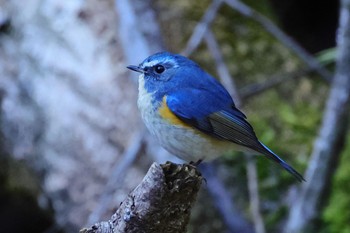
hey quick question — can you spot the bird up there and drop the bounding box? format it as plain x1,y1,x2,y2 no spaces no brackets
127,52,305,182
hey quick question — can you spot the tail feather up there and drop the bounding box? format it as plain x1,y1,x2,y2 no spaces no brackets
259,142,305,182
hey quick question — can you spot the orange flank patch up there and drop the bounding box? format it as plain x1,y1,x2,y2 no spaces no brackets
158,97,234,151
158,96,190,128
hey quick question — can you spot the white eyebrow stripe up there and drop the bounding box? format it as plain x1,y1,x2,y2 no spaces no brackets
142,57,179,68
142,60,160,67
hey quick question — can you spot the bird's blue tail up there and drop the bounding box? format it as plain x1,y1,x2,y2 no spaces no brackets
259,142,305,182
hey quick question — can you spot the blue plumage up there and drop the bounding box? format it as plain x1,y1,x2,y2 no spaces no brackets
127,52,305,182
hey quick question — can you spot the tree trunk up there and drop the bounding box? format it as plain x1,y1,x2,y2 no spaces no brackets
0,0,162,231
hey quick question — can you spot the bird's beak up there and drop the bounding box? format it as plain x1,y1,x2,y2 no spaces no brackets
127,65,144,73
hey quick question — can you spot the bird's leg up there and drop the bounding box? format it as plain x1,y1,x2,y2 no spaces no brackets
188,159,207,185
189,159,203,166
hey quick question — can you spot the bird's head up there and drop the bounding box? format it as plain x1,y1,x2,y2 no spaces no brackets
127,52,201,97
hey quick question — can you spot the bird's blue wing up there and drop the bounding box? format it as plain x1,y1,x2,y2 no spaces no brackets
165,88,260,149
165,88,305,182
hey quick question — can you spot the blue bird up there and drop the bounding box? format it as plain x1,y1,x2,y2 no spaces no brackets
127,52,305,182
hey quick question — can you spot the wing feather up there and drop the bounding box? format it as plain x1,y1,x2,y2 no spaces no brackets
209,111,262,150
165,89,305,182
166,89,260,150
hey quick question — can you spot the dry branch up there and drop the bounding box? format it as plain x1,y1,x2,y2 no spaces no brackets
181,0,223,56
81,162,203,233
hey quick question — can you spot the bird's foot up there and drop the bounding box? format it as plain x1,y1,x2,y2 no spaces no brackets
189,159,203,166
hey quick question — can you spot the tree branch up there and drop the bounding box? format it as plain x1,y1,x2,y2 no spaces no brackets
199,163,255,233
246,157,265,233
239,68,315,100
285,0,350,231
181,0,223,56
204,29,265,232
205,29,241,106
81,162,203,233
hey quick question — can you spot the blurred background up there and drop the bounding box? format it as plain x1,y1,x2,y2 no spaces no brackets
0,0,349,233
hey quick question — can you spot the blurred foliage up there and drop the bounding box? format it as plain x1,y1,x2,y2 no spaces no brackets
316,47,337,66
323,134,350,233
152,0,345,232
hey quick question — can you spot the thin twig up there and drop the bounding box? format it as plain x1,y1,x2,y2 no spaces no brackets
239,68,315,100
247,156,266,233
224,0,332,82
181,0,224,56
205,29,241,105
205,29,265,232
204,28,265,232
199,163,255,233
185,11,261,230
87,132,145,225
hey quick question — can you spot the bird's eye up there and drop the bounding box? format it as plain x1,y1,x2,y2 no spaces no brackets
154,65,165,74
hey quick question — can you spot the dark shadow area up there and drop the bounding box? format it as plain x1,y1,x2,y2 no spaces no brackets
270,0,339,53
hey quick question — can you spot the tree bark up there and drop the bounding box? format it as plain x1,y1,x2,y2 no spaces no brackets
285,0,350,232
80,162,202,233
0,0,152,231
